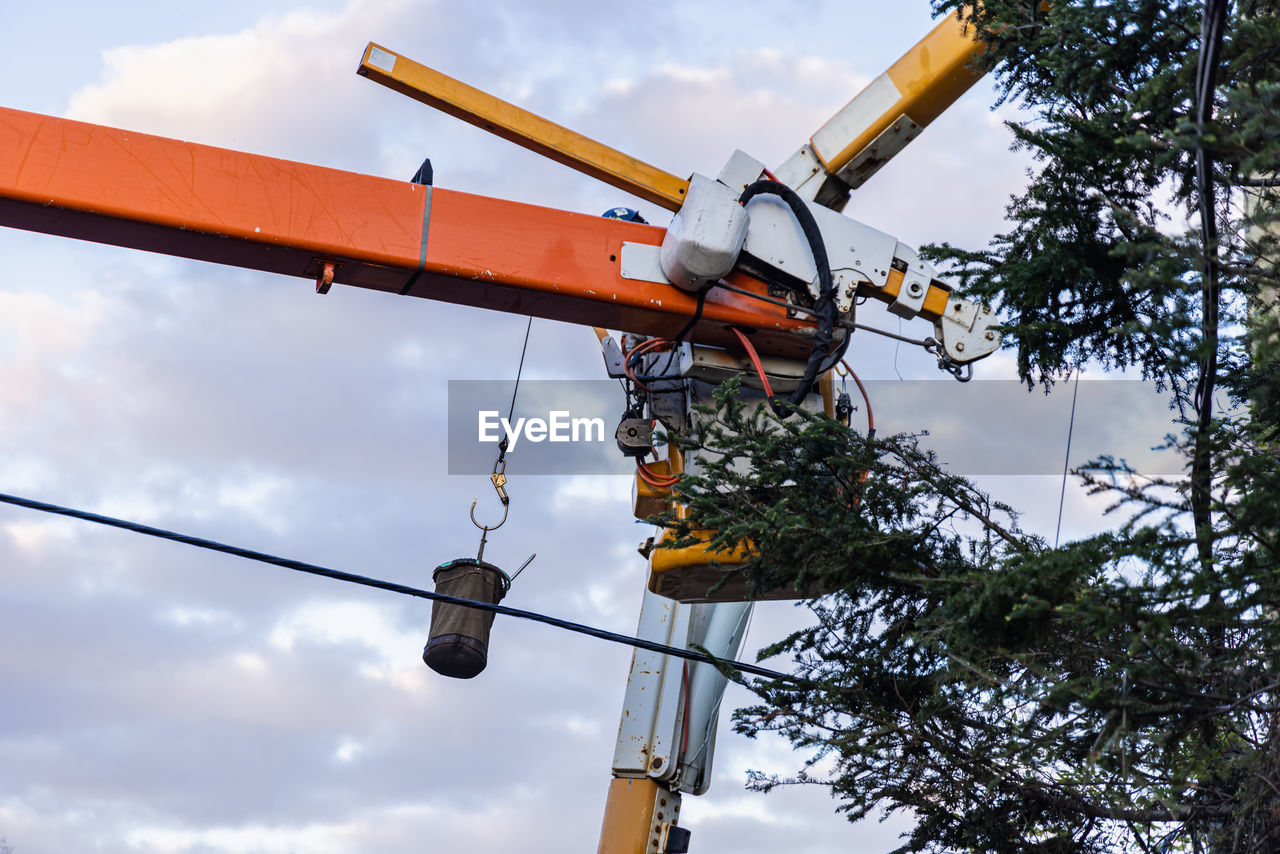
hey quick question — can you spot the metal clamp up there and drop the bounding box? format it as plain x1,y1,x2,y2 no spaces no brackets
490,455,509,505
935,296,1001,363
924,337,973,382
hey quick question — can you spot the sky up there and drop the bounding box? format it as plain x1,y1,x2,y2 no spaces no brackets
0,2,1123,853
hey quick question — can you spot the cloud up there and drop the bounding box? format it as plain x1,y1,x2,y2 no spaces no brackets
268,598,429,692
64,0,413,169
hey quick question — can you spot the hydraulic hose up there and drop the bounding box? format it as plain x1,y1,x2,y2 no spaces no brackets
738,180,845,411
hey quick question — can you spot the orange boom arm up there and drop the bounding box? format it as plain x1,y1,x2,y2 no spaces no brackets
0,107,814,357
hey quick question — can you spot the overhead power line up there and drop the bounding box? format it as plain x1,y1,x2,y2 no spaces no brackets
0,491,802,684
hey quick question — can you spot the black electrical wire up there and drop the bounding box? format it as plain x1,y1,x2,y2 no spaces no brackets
1190,0,1230,568
671,281,714,347
635,282,716,382
738,180,843,411
1193,0,1229,423
0,490,804,685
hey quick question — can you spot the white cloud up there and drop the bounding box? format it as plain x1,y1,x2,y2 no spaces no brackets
231,651,271,674
213,472,292,531
269,599,428,693
550,474,631,513
126,817,359,854
3,518,76,557
683,792,791,825
161,605,243,630
64,0,413,168
332,736,365,764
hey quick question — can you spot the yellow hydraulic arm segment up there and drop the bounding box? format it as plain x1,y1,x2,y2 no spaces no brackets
773,9,987,207
597,778,683,854
358,44,691,211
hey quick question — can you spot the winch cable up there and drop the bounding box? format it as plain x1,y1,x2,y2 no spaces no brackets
469,316,534,543
505,317,534,431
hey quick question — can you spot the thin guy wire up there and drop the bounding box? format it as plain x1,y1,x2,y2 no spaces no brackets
1055,369,1081,549
0,491,803,684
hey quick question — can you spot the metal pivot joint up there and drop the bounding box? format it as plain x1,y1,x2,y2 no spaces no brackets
616,411,655,458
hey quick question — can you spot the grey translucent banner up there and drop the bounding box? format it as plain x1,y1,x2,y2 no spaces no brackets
447,379,1196,476
448,380,632,476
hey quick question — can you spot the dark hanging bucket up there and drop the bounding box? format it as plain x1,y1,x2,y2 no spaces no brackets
423,558,511,679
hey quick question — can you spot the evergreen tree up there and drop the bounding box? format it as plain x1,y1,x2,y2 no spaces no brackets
666,2,1280,851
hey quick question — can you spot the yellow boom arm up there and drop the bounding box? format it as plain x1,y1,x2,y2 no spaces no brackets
774,10,987,208
358,44,691,210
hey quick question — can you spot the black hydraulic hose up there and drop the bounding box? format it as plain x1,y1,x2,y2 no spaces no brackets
738,180,840,411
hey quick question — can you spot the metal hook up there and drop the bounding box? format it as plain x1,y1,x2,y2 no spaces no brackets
470,497,509,533
469,496,509,564
469,448,512,533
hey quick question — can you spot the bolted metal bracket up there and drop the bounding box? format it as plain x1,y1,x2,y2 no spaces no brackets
887,246,932,319
833,114,924,192
935,296,1001,363
648,786,684,854
598,334,627,378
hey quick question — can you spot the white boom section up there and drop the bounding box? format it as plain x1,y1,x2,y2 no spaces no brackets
611,588,753,796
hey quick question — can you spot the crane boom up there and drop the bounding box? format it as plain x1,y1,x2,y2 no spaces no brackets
0,106,815,358
0,105,996,363
357,12,987,218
